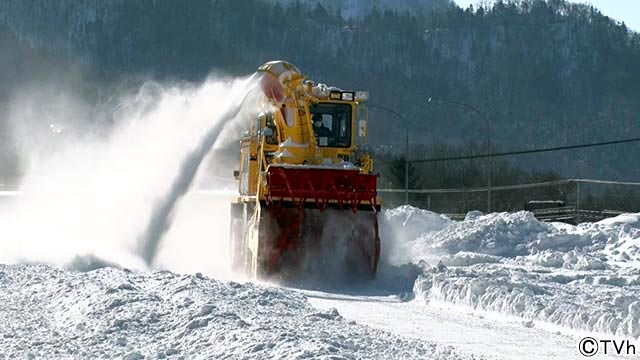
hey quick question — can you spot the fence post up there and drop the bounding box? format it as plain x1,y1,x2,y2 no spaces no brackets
427,194,431,210
576,181,581,223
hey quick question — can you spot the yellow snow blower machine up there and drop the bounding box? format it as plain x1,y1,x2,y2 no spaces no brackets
230,61,381,281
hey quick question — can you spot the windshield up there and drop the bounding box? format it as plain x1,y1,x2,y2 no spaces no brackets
309,103,352,148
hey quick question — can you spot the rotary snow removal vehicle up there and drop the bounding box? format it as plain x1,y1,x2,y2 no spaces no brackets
230,61,380,282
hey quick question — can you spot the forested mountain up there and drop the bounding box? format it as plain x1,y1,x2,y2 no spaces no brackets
266,0,452,19
1,0,639,184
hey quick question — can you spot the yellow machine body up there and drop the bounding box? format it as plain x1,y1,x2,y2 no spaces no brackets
230,61,380,281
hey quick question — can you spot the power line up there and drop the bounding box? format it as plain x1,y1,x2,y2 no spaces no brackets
407,136,640,164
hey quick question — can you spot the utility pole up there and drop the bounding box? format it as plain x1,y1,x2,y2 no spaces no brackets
428,97,492,213
367,105,410,204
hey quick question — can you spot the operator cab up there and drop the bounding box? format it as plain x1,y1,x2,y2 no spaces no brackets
310,102,352,148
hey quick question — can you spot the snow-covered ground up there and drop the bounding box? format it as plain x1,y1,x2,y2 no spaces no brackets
0,264,476,359
308,293,589,360
381,206,640,339
300,207,640,360
2,190,639,358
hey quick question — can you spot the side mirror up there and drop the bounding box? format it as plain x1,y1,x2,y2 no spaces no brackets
356,106,368,145
358,120,367,137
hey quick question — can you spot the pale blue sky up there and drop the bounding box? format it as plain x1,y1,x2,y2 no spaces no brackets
453,0,639,31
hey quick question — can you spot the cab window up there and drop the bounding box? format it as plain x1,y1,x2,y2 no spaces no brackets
309,103,352,148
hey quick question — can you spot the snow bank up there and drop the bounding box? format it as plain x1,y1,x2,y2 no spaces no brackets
599,213,640,228
389,207,640,338
414,264,640,338
380,205,451,265
0,264,472,359
410,211,600,257
401,209,640,265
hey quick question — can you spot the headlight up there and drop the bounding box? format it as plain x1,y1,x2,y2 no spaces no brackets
341,92,354,101
330,91,342,100
355,91,369,101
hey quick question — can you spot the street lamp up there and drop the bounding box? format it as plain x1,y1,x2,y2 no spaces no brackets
367,104,410,204
428,97,493,213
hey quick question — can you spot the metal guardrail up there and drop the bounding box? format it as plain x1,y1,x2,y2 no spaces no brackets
443,207,627,224
444,213,467,221
533,207,626,224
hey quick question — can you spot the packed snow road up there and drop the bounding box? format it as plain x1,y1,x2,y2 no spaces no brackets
306,292,600,360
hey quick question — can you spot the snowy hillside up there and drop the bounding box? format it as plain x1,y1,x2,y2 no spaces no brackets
0,264,474,359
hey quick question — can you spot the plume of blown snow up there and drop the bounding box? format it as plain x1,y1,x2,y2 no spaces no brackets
0,75,259,279
379,205,451,266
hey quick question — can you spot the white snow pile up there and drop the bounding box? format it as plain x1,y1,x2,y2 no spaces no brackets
380,205,451,265
0,264,477,360
382,207,640,338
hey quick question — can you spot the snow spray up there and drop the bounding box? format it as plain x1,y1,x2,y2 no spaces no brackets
0,74,260,277
137,75,258,266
